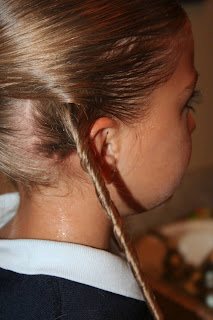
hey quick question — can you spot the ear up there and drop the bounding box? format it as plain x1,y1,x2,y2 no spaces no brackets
89,117,119,183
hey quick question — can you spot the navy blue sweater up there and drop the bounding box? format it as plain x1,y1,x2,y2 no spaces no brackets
0,268,153,320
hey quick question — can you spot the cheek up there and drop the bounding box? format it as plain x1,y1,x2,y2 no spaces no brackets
149,124,192,207
168,129,192,184
151,129,191,189
122,122,193,212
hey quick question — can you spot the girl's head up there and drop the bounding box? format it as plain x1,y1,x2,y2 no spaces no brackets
0,0,197,213
0,0,194,200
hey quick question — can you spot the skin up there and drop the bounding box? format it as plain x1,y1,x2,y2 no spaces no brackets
0,28,198,251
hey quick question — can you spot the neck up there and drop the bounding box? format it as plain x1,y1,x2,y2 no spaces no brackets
0,181,113,251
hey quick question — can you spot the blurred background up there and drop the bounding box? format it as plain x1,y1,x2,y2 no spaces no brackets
184,0,213,170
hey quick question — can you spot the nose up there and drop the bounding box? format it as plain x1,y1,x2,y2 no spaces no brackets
188,113,196,134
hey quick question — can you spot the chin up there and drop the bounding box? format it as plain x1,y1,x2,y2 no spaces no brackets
146,169,187,211
155,193,174,209
145,193,174,211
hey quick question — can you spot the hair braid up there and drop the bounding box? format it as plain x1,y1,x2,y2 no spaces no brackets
68,103,163,320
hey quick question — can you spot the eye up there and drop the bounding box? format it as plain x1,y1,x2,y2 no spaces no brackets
184,89,202,114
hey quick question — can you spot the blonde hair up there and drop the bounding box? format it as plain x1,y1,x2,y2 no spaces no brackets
0,1,188,319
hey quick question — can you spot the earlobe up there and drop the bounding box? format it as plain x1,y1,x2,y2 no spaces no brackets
89,117,118,183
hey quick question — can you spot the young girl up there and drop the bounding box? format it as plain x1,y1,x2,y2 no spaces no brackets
0,0,198,319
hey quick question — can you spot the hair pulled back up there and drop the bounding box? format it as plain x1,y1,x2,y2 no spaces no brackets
0,1,188,319
0,0,188,185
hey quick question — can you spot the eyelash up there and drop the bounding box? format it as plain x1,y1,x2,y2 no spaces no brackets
185,89,202,113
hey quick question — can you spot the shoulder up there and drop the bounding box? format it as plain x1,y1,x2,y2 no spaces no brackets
0,268,153,320
0,268,59,319
54,275,153,320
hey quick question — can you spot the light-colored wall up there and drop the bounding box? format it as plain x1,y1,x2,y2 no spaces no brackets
184,0,213,171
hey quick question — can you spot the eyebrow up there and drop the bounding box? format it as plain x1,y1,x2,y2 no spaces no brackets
185,71,199,91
